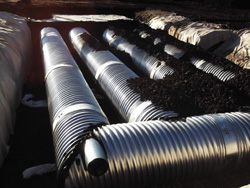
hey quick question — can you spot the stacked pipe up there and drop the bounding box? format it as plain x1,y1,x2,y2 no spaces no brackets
69,27,177,122
40,27,110,179
102,28,174,80
65,111,250,188
135,29,235,82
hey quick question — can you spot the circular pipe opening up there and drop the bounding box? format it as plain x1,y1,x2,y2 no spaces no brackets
87,158,109,177
84,138,109,176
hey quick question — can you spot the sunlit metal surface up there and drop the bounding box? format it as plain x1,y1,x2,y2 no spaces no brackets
133,29,236,81
41,27,109,177
69,27,177,122
190,57,235,81
103,28,174,79
65,112,250,188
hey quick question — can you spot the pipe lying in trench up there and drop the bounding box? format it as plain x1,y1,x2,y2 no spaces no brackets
69,27,177,122
102,28,175,80
134,29,235,82
64,111,250,188
40,27,110,178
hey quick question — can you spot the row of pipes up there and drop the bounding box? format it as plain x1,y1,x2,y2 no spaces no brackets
103,28,235,82
41,27,250,188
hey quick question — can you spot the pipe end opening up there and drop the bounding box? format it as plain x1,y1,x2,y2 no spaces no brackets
87,158,109,177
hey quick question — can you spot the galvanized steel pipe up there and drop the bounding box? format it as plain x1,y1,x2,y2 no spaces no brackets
135,29,235,81
103,28,174,80
65,112,250,188
190,57,235,81
69,27,177,122
41,27,109,177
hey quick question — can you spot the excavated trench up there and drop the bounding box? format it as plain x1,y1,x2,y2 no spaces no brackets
1,2,250,188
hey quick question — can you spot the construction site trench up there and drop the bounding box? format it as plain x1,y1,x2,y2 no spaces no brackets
0,1,250,188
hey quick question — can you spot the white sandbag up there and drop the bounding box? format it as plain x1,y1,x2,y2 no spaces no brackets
172,22,234,50
147,12,234,50
148,12,190,31
0,11,31,167
213,29,250,69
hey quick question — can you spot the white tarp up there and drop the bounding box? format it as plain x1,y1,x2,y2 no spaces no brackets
29,14,133,22
0,11,31,167
213,29,250,69
170,22,234,50
147,12,234,50
149,12,190,31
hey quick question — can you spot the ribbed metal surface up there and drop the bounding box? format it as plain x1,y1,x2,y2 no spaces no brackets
134,29,236,82
103,28,174,79
41,27,110,174
65,112,250,188
69,27,177,122
164,41,235,81
190,57,235,81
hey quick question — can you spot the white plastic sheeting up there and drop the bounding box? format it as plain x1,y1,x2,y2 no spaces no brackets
170,22,234,50
149,12,190,31
21,94,48,108
213,29,250,69
0,11,31,167
147,11,234,50
29,14,132,23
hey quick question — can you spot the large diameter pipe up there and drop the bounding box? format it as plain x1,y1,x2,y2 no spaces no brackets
69,27,177,122
65,112,250,188
41,27,109,176
103,28,174,80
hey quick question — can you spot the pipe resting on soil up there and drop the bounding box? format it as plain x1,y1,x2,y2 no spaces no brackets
134,29,235,81
103,28,175,80
41,27,109,178
69,27,177,122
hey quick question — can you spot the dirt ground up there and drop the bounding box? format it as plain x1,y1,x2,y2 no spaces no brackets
0,0,250,188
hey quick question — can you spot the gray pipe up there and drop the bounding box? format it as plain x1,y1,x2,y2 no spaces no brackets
69,27,177,122
135,29,235,82
190,57,235,81
41,27,109,176
64,111,250,188
103,28,174,80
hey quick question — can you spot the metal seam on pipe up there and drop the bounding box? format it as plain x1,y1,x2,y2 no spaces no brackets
44,64,76,81
40,27,110,178
65,112,250,188
69,27,178,122
102,28,175,80
95,60,123,80
52,103,102,131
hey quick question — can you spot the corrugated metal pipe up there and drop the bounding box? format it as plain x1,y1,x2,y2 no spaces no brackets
135,29,235,82
69,27,177,122
40,27,110,179
102,28,174,80
64,112,250,188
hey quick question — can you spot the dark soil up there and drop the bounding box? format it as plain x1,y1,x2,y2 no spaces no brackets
0,0,250,188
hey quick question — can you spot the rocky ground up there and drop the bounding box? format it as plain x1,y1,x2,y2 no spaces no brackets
0,0,250,188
